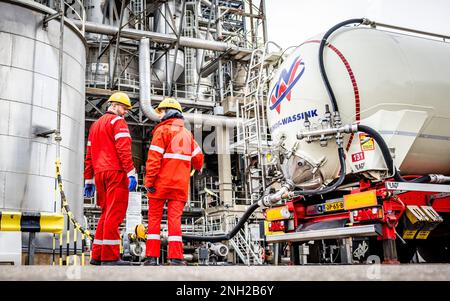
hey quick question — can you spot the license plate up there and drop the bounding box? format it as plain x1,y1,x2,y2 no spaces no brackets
325,201,344,212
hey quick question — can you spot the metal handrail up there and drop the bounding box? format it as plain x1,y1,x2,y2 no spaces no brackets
64,0,86,35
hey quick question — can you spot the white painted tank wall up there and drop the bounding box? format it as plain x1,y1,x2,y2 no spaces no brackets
0,0,86,251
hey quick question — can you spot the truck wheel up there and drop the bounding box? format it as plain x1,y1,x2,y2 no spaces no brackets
416,237,450,263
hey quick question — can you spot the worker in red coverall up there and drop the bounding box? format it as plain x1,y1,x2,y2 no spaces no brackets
143,97,204,266
83,92,137,266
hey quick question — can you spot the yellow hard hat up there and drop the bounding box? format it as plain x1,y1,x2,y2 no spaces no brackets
108,92,132,110
155,97,182,113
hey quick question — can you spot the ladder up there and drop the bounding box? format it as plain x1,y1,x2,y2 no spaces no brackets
237,42,282,203
131,0,145,30
184,9,195,98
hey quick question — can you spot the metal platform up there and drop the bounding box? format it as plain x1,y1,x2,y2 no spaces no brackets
265,225,382,243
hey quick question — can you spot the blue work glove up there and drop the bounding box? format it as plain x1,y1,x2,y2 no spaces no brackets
146,187,156,193
84,183,96,198
128,175,137,191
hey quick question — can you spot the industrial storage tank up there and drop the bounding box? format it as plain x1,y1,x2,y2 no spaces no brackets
0,0,86,255
267,26,450,188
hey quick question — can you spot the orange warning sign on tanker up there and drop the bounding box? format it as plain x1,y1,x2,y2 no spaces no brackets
359,133,375,151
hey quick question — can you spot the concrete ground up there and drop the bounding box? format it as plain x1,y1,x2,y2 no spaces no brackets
0,264,449,281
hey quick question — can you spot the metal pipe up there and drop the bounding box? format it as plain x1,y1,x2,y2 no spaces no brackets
110,0,127,89
195,1,215,100
136,29,241,129
139,39,240,126
168,0,186,95
368,21,450,41
429,174,450,184
139,38,160,121
28,232,36,265
72,19,252,55
200,0,212,7
215,0,222,40
198,27,238,36
296,124,358,140
260,0,268,44
184,113,241,127
259,184,292,208
93,2,108,88
55,0,65,156
249,0,255,46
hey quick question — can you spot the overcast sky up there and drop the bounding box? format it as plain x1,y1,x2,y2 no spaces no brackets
266,0,450,49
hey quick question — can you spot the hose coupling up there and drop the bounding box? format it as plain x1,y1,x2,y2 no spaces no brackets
259,181,294,208
429,174,450,184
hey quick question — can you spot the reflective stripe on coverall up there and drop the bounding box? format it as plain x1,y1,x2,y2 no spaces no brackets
145,118,204,259
84,112,135,261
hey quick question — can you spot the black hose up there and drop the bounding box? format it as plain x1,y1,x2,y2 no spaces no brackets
357,124,396,177
319,18,365,112
182,202,260,242
291,147,347,197
411,175,431,183
356,124,432,183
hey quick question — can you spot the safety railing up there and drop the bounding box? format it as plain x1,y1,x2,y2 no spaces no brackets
64,0,86,35
86,73,141,93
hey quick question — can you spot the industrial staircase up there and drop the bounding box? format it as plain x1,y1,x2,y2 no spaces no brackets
189,215,264,265
229,222,264,265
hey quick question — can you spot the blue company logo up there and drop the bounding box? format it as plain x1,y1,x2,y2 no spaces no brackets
270,110,318,132
269,55,305,114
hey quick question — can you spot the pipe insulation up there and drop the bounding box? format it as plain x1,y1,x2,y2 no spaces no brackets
138,38,241,127
74,20,252,56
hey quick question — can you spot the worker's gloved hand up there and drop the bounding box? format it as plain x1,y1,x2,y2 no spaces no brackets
128,175,137,191
146,187,156,193
84,182,96,198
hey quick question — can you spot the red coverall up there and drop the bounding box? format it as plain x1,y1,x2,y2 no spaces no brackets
144,118,204,259
84,112,135,261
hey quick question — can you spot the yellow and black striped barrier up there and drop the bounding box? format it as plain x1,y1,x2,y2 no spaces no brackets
0,159,94,265
0,211,64,233
55,159,93,266
55,160,93,241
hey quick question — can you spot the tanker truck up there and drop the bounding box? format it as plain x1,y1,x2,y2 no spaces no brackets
183,18,450,265
261,19,450,264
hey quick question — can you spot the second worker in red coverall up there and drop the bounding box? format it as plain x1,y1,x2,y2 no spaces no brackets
84,92,137,266
143,97,204,266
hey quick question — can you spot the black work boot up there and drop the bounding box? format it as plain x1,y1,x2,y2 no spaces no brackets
169,259,186,266
143,257,158,266
90,259,101,266
101,260,132,266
